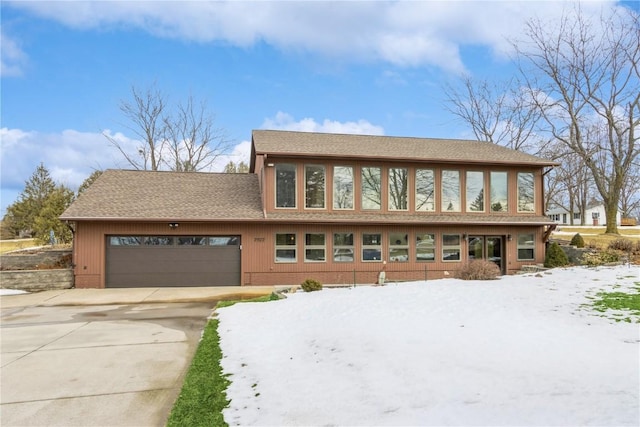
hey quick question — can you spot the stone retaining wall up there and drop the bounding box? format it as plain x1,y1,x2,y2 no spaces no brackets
0,269,74,292
0,250,72,270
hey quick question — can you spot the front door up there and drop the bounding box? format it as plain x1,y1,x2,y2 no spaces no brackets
468,235,504,274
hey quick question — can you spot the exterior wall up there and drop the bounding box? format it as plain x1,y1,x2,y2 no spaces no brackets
72,221,546,288
261,158,544,217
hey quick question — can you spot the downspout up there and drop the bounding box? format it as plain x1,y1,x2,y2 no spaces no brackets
64,220,77,287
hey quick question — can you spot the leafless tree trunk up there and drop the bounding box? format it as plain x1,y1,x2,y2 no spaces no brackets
163,96,232,172
104,85,166,170
515,6,639,234
106,85,231,173
443,76,544,154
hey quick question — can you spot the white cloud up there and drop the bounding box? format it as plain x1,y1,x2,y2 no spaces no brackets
0,127,252,214
262,112,384,136
0,30,28,77
4,1,619,73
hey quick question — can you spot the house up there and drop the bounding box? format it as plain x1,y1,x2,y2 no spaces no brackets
60,130,559,288
546,204,622,226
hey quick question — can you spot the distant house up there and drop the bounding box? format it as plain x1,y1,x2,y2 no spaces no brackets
60,130,559,288
546,204,621,226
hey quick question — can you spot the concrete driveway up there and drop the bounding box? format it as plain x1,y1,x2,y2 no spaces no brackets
0,287,274,426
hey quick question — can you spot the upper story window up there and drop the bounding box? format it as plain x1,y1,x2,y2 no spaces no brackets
441,170,461,212
305,165,325,209
361,167,381,210
466,171,485,212
517,172,535,212
333,166,354,209
276,164,296,208
388,168,408,210
490,171,508,212
415,169,435,212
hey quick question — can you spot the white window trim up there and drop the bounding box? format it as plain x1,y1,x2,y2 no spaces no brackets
304,164,326,210
442,234,462,262
304,233,326,263
275,232,297,263
275,164,297,209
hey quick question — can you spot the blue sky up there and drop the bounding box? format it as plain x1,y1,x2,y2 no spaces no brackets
1,0,632,216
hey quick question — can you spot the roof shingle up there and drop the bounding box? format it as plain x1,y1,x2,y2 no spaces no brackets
252,130,558,166
60,170,265,221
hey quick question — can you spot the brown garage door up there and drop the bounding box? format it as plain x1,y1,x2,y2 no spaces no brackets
106,235,241,287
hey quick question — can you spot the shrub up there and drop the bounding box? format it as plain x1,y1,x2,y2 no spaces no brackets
608,238,633,252
544,242,569,268
570,233,585,248
301,278,323,292
635,240,640,254
458,260,501,280
582,250,621,267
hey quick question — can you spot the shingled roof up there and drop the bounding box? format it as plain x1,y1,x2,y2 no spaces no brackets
60,170,264,221
251,130,558,168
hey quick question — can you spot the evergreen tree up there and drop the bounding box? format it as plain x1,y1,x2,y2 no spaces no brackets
470,189,484,211
223,161,249,173
3,163,56,237
78,170,103,196
33,186,75,245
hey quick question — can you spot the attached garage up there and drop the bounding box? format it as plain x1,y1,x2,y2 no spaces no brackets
106,235,241,287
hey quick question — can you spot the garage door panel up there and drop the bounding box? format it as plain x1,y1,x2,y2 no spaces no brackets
106,236,240,287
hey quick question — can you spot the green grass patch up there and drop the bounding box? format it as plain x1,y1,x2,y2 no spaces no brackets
217,292,280,308
590,286,640,323
166,319,230,427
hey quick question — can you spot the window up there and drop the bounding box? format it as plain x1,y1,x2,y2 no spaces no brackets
573,212,581,220
305,165,325,209
466,171,485,212
305,233,325,262
442,234,461,261
109,236,141,246
389,232,409,262
362,233,382,262
441,170,461,212
276,164,296,208
333,232,354,262
333,166,354,209
468,236,484,260
517,234,535,260
275,233,296,262
178,236,206,245
388,168,408,210
209,236,239,246
416,233,435,261
143,236,174,245
517,172,535,212
415,169,435,211
361,167,381,210
490,171,508,212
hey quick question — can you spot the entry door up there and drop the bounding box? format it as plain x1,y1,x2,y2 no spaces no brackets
486,236,503,274
468,236,504,274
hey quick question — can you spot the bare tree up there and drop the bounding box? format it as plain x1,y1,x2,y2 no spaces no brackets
106,85,231,172
163,95,232,172
105,85,166,170
515,6,640,234
443,76,544,153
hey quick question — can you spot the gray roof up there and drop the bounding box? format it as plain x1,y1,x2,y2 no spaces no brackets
252,130,558,167
60,170,264,221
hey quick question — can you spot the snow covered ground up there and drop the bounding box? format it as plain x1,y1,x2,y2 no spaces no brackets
0,289,27,296
218,265,640,426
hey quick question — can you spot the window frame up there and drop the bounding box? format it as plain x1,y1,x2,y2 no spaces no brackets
304,233,326,262
388,167,408,211
305,164,326,209
466,170,485,212
333,166,354,210
442,234,461,262
517,233,535,261
275,163,297,209
517,172,535,213
389,232,409,262
416,233,436,262
333,232,354,263
361,166,382,210
490,171,508,212
275,233,297,263
441,170,461,212
362,232,382,262
415,168,435,212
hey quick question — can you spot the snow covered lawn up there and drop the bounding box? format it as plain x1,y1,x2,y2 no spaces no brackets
218,265,640,426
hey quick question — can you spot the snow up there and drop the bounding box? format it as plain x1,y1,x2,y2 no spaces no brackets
218,265,640,426
0,289,27,296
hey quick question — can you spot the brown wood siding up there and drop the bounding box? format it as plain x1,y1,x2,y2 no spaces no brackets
262,158,546,217
73,221,547,288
